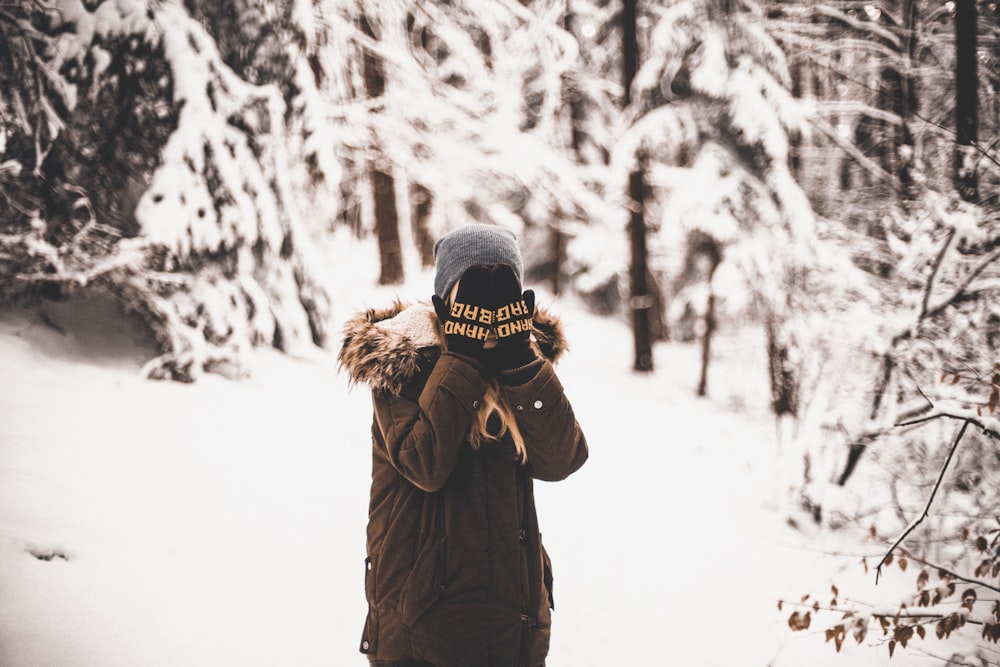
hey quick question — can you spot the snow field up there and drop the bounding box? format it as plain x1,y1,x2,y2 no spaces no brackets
0,282,948,666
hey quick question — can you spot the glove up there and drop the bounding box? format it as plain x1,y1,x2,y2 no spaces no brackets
490,264,536,370
432,265,493,359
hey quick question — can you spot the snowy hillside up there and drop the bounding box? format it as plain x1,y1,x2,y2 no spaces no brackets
0,255,952,666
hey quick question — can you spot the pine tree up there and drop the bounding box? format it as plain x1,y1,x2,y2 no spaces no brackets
1,0,337,380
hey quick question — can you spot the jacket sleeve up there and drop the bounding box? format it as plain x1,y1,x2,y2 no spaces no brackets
501,360,588,482
372,352,488,492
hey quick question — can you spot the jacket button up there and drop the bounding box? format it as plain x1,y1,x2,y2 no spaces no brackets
533,400,543,409
361,640,370,651
516,404,524,411
473,399,480,409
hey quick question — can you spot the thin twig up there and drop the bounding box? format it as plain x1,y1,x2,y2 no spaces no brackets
925,248,1000,321
921,228,955,320
902,552,1000,596
896,408,1000,440
876,420,970,584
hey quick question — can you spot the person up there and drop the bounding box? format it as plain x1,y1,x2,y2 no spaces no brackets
339,223,589,667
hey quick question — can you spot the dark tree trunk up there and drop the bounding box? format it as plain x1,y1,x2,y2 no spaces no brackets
622,0,639,108
696,238,722,397
628,166,653,372
361,14,404,284
766,318,799,417
697,292,716,397
623,0,653,372
954,0,979,202
549,226,566,296
410,183,435,268
373,169,404,284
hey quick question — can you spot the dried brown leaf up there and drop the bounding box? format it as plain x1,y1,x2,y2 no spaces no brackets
853,617,868,644
788,610,813,632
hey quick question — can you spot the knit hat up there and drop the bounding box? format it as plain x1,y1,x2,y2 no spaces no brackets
433,224,523,298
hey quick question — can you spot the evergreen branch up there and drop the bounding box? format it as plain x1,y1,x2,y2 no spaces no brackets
876,420,970,584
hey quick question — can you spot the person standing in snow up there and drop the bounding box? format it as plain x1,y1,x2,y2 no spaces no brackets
339,223,588,667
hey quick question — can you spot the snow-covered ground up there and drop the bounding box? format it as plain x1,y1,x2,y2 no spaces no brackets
0,249,947,666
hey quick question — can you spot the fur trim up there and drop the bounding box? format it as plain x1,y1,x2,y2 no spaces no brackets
338,299,568,395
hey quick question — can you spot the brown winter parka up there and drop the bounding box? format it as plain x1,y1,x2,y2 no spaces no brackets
339,301,588,667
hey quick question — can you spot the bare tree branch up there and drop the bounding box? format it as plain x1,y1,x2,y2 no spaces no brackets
876,420,970,584
902,553,1000,596
896,401,1000,439
921,228,955,320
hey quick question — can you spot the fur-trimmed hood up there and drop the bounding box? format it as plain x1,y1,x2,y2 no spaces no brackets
338,300,568,395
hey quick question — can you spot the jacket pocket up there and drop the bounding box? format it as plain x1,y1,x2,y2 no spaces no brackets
398,535,447,627
360,556,378,654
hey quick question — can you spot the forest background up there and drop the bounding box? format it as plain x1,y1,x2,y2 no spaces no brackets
2,0,1000,663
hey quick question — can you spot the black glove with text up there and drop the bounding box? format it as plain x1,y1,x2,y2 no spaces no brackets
491,265,536,370
432,265,493,360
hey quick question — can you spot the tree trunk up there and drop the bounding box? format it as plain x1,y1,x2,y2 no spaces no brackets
696,239,722,397
622,0,639,108
766,318,798,417
623,0,653,372
628,166,653,372
410,183,435,267
954,0,979,202
361,14,404,284
549,225,566,296
373,168,404,284
697,292,716,397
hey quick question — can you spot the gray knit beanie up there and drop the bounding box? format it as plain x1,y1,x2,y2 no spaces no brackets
433,224,523,298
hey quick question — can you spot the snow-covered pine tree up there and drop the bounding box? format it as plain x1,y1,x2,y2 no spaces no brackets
772,1,1000,659
320,0,615,288
767,0,1000,493
606,0,870,428
0,0,340,381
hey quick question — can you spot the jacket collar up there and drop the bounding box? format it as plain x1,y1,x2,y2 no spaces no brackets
338,300,568,395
